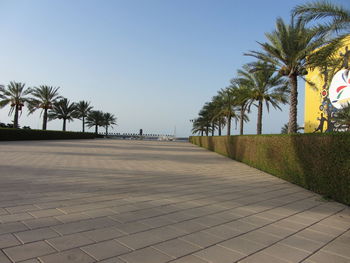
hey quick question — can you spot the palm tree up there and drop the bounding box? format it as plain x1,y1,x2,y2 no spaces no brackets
191,116,211,136
333,103,350,131
48,98,76,131
293,1,350,38
0,82,31,128
211,95,226,136
74,101,93,132
28,86,61,130
293,1,350,71
229,81,252,135
86,110,104,134
103,112,117,136
214,88,239,136
246,18,326,133
234,62,289,135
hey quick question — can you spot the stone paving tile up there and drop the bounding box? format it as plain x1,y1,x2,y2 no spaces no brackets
0,212,34,223
29,209,65,218
194,245,245,263
81,226,125,242
23,217,62,230
39,248,95,263
262,243,310,262
81,240,131,261
305,250,350,263
0,250,11,263
0,233,21,249
47,233,95,251
180,230,225,248
98,257,126,263
119,247,172,263
3,240,56,262
15,227,59,244
153,238,201,258
0,140,349,263
238,252,289,263
219,237,266,255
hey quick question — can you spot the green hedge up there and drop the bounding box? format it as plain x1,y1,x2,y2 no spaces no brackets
190,133,350,205
0,128,101,141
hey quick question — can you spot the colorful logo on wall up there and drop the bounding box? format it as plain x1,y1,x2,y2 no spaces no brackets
329,69,350,109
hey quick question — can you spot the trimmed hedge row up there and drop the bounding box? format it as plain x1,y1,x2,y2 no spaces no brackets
0,128,102,141
190,133,350,205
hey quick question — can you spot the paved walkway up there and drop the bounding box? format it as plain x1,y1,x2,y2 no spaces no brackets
0,139,349,263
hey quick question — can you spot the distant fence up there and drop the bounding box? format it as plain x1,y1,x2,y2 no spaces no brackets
99,132,176,140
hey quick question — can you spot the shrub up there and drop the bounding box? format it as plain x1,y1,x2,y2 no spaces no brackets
190,133,350,205
0,128,102,141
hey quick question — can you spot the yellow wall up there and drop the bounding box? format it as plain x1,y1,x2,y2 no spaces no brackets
304,36,350,133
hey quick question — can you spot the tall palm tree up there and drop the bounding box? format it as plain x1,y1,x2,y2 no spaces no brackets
293,1,350,71
86,110,104,134
0,82,31,128
28,86,61,130
103,112,117,136
48,98,76,131
74,101,93,132
246,18,326,133
293,1,350,38
234,62,289,135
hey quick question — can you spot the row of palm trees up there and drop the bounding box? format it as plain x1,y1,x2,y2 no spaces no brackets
192,0,350,136
0,83,117,135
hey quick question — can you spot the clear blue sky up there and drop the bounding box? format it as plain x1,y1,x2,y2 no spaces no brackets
0,0,348,136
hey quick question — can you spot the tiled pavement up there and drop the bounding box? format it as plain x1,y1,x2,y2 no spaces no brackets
0,139,349,263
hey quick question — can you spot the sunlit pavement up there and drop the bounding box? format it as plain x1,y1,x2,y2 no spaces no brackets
0,139,349,263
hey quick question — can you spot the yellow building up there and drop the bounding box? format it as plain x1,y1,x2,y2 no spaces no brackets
304,36,350,133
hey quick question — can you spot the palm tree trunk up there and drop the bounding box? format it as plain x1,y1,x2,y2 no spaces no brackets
257,100,263,135
42,108,48,130
201,130,203,136
95,124,98,134
211,122,214,136
205,126,209,136
105,126,108,136
240,105,244,135
62,119,66,131
14,104,19,128
288,74,298,134
82,116,85,132
218,120,222,136
227,116,231,136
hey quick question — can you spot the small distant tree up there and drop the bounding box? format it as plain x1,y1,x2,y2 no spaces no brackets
102,112,117,136
86,110,104,134
74,101,93,132
48,98,76,131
